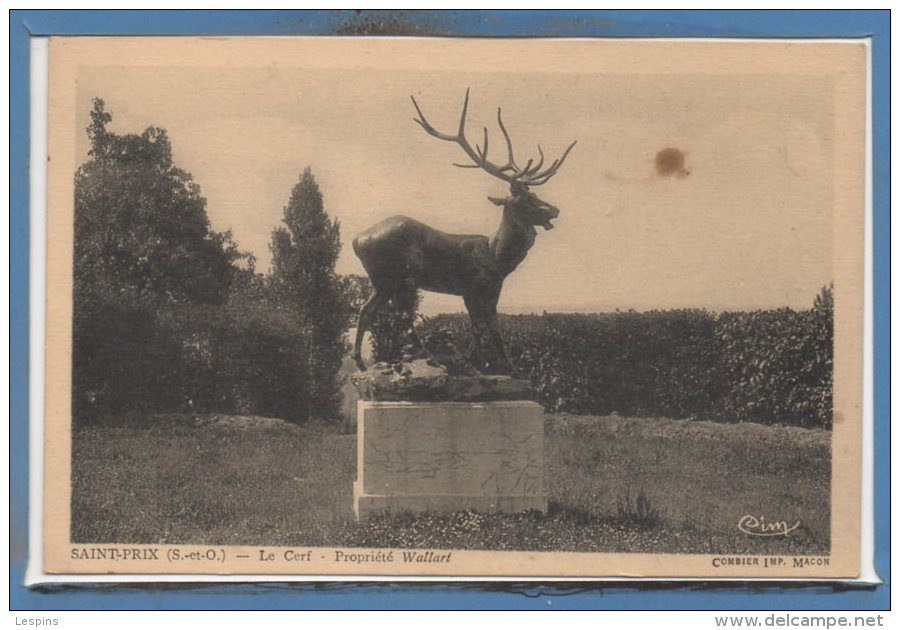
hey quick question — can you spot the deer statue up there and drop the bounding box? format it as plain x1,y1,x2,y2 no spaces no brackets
352,89,576,375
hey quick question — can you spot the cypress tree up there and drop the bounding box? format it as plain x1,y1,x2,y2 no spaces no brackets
269,167,347,420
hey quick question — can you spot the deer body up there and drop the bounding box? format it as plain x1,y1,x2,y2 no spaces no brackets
352,90,573,374
354,215,497,297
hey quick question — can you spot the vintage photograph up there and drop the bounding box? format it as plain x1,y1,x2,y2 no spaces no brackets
42,37,865,577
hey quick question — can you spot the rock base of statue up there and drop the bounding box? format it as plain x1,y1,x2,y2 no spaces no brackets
353,399,547,520
350,358,533,402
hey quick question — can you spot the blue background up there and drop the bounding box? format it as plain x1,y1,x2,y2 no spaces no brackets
9,9,890,611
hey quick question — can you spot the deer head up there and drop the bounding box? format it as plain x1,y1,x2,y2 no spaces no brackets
410,89,575,231
487,182,560,231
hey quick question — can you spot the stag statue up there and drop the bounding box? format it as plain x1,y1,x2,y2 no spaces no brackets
352,89,576,375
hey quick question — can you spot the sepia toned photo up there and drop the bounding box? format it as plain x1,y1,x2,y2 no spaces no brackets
41,36,866,578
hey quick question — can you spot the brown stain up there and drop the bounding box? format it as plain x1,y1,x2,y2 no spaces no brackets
833,410,844,425
655,147,689,178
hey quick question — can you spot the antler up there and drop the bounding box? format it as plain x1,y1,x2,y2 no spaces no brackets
410,88,577,187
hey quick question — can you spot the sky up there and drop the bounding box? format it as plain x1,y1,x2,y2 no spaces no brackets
70,38,839,315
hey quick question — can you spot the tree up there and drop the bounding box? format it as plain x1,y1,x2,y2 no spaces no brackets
269,167,348,420
75,98,241,307
73,98,244,419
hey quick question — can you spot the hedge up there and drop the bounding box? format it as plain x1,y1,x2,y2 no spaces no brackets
419,287,833,428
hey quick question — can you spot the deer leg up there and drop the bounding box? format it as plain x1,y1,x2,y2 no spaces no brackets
353,289,386,370
464,295,490,371
394,281,427,361
485,301,513,375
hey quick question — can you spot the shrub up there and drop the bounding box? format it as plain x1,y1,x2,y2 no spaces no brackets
73,296,317,424
162,298,315,422
417,288,833,428
368,287,422,363
72,297,192,420
715,285,834,428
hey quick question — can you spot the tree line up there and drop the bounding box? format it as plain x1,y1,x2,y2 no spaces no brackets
420,290,834,428
73,99,363,423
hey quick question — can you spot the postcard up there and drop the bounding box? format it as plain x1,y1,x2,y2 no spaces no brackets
41,36,866,578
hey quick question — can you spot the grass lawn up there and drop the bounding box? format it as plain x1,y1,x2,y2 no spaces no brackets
71,413,830,555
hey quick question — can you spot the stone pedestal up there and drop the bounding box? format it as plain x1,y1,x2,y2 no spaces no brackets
353,400,547,519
